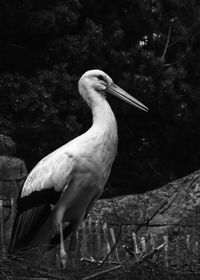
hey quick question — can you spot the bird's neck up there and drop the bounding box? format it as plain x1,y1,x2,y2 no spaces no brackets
87,90,118,183
89,90,117,132
80,88,118,154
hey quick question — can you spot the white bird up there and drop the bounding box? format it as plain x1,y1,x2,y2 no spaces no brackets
10,70,148,264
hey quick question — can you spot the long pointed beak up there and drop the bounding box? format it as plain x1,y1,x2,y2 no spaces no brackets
106,83,149,112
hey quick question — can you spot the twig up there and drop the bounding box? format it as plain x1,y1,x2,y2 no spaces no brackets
81,264,122,280
111,198,122,224
0,270,8,280
123,246,135,257
140,242,167,262
0,200,6,258
161,24,172,61
1,256,64,280
0,256,28,270
135,201,167,233
176,271,200,276
100,224,122,265
29,268,65,280
124,242,167,263
91,242,166,280
185,239,198,280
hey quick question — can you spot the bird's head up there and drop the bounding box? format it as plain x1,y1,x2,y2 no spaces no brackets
78,69,148,112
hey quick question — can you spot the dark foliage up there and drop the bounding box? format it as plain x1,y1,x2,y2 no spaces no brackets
0,0,200,196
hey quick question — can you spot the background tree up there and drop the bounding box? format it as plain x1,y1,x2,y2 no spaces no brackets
0,0,200,196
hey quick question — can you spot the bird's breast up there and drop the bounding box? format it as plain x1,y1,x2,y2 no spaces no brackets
76,124,118,190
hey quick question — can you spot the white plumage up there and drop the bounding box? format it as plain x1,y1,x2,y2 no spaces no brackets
10,69,148,264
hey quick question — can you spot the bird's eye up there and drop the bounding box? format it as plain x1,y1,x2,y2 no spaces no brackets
98,75,106,82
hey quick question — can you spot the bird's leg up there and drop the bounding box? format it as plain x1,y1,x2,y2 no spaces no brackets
52,206,68,268
59,222,67,268
69,214,85,251
69,230,78,251
68,220,82,268
68,233,77,268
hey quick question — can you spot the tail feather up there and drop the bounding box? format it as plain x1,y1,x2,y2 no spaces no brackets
10,204,52,250
10,189,61,251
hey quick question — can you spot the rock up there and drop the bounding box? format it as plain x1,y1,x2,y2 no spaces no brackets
0,136,27,248
0,156,27,181
0,135,16,156
90,170,200,237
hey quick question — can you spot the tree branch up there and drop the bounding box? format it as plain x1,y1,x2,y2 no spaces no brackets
161,24,172,62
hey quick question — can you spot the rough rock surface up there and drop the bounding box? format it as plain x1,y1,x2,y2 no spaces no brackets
0,135,27,246
0,134,16,156
90,170,200,237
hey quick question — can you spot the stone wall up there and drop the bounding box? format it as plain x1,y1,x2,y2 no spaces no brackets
90,170,200,238
0,135,27,246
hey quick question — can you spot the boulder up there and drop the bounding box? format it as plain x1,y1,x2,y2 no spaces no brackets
90,170,200,237
0,135,16,156
0,136,27,247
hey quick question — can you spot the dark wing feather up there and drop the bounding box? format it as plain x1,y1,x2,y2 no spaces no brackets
10,189,61,250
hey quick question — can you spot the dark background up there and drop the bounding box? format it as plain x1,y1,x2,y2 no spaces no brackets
0,0,200,197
